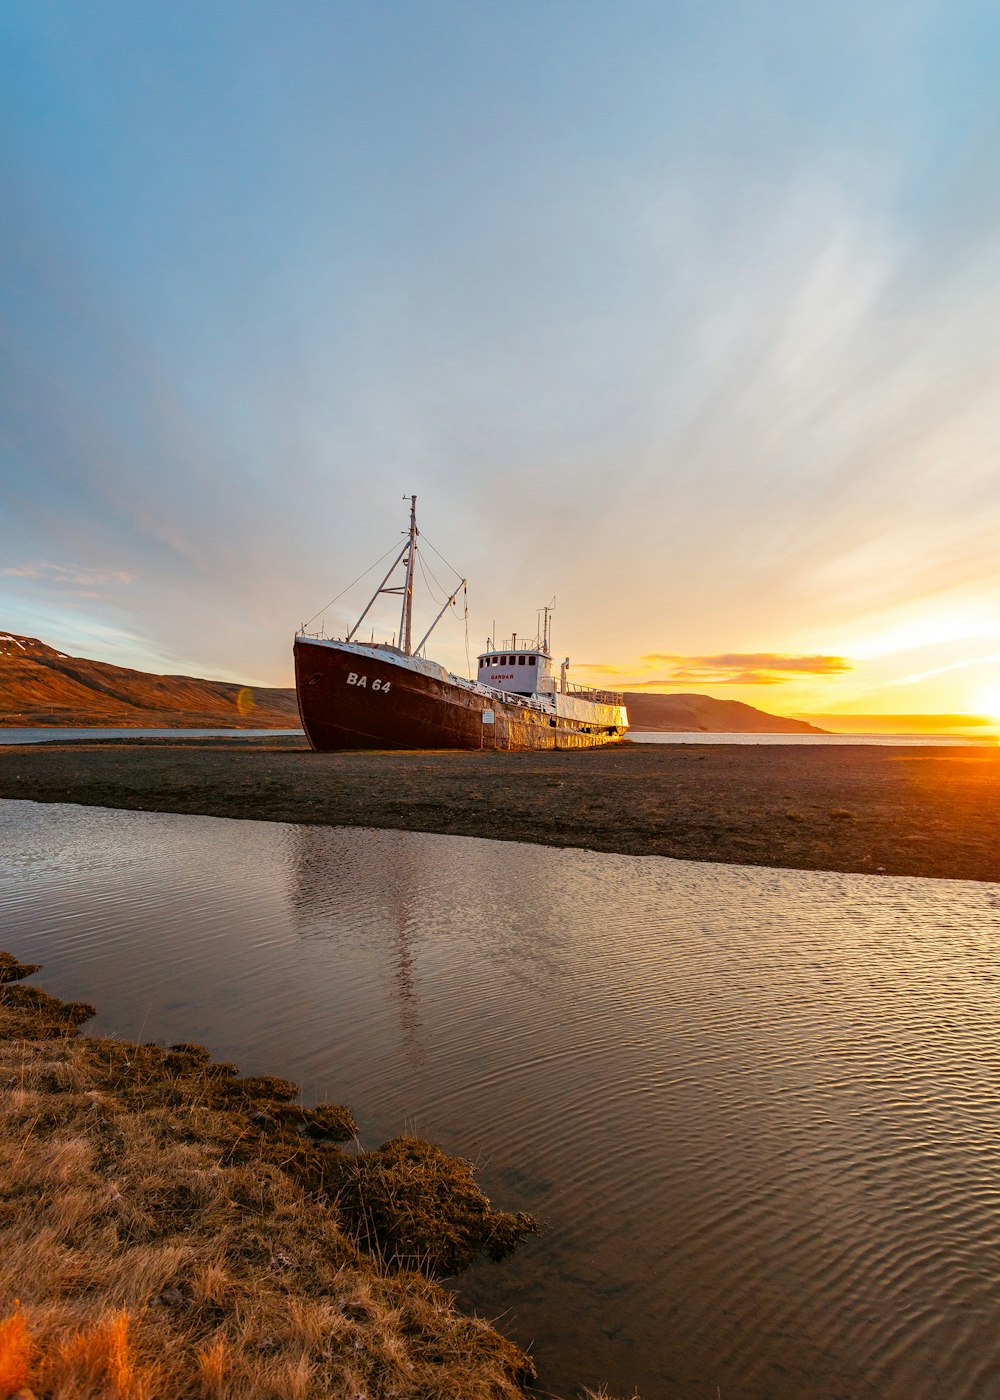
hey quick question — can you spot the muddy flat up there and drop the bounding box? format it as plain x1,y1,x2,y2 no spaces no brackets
1,736,999,882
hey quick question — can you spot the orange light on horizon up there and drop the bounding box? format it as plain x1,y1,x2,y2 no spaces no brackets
973,686,1000,723
802,711,1000,736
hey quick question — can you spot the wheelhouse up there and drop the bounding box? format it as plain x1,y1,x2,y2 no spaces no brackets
476,648,548,696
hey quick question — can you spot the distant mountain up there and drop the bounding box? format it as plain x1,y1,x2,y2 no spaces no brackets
622,690,826,734
0,631,824,734
0,632,299,729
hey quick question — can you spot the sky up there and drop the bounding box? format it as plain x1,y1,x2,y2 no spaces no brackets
3,1,1000,727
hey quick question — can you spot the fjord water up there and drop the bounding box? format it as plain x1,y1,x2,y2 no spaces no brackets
3,801,1000,1399
0,727,304,744
628,729,994,745
0,726,989,746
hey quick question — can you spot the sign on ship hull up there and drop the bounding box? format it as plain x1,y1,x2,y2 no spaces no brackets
294,637,627,751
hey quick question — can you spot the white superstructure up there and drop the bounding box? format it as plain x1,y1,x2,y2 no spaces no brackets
477,646,549,695
476,641,627,731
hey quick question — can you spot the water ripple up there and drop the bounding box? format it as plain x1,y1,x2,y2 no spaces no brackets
2,798,1000,1399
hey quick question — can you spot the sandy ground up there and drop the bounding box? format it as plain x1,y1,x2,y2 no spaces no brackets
1,736,999,882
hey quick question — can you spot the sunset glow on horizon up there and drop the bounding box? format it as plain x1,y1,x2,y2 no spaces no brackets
4,3,1000,734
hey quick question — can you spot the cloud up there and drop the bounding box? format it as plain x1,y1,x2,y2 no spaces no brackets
3,2,1000,699
574,662,630,676
883,650,1000,688
628,673,788,687
1,562,133,588
636,653,852,685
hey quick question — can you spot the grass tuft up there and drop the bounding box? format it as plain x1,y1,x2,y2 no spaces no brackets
0,1305,32,1393
327,1135,538,1276
0,954,41,985
196,1334,230,1397
0,951,544,1397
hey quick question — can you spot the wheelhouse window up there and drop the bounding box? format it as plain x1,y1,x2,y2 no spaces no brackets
529,656,537,666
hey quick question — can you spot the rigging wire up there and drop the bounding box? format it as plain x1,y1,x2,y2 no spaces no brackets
421,550,467,628
463,583,471,678
419,532,464,584
416,540,471,672
302,522,470,667
420,531,471,673
416,550,448,605
301,538,403,630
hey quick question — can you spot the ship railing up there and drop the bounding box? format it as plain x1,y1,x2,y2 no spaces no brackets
466,679,556,712
536,678,624,705
490,687,549,711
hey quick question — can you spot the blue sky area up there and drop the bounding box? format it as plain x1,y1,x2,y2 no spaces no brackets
3,2,1000,717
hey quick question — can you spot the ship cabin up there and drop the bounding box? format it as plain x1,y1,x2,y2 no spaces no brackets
477,646,552,697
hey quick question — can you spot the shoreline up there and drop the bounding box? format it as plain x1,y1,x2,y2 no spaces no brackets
0,952,551,1398
1,736,999,881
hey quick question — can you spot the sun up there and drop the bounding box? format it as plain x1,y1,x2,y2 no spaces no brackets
973,685,1000,723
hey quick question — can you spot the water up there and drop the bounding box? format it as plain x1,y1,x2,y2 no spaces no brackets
0,727,304,745
630,730,996,746
1,726,989,748
3,799,1000,1399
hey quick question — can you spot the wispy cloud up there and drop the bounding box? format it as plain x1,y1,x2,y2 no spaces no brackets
883,650,1000,688
636,653,852,685
629,674,789,688
2,2,999,705
574,662,630,676
1,562,133,588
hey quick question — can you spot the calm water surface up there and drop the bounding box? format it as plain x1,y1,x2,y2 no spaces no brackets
2,726,993,747
0,727,303,744
3,799,1000,1399
630,730,996,746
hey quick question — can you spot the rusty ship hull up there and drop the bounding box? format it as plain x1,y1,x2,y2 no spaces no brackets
294,636,627,752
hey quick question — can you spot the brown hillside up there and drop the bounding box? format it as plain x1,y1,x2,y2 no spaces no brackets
0,631,824,733
622,690,825,734
0,632,299,729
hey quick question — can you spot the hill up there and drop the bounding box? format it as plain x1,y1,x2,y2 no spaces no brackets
0,632,824,733
0,633,299,729
621,690,825,734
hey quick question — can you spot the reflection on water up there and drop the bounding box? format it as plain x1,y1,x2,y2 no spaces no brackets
630,730,996,745
3,799,1000,1399
290,813,426,1060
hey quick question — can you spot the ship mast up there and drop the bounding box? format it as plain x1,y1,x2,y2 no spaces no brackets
399,494,418,655
342,494,460,655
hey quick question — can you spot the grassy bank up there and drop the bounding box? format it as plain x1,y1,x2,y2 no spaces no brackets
0,951,551,1399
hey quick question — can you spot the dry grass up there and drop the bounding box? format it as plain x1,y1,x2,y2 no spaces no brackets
0,952,539,1398
0,1309,33,1393
327,1136,537,1275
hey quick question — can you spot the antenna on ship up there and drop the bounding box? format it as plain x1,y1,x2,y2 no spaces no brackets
541,597,555,653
